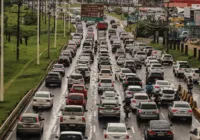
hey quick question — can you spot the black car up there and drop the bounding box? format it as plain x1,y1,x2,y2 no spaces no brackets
45,72,62,87
133,58,142,69
122,76,142,90
123,60,137,73
83,50,94,63
58,56,70,67
146,72,164,84
144,120,174,140
110,20,116,24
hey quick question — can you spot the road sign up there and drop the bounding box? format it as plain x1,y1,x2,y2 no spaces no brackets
81,4,104,21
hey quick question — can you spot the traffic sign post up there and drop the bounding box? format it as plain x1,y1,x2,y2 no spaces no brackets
81,4,104,21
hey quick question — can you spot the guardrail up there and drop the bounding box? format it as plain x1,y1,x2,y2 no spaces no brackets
0,43,67,140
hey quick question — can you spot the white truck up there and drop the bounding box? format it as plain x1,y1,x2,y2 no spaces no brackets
60,105,87,133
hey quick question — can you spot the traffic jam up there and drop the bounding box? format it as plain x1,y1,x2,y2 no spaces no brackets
9,14,200,140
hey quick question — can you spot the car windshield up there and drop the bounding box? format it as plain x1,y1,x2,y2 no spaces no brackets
157,82,169,85
101,61,111,65
69,95,83,100
151,73,162,77
35,93,49,98
135,95,148,100
21,117,38,123
164,55,172,58
64,107,82,112
180,65,190,68
137,52,145,55
122,70,132,73
73,86,84,90
101,70,111,73
126,62,134,65
129,88,142,91
141,104,157,109
48,74,58,77
59,134,82,140
151,123,170,130
174,104,190,108
101,79,112,83
71,75,82,80
163,90,174,94
108,127,126,132
152,65,162,68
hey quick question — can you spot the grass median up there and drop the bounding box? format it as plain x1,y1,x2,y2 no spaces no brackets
0,5,75,125
106,12,126,20
149,43,200,68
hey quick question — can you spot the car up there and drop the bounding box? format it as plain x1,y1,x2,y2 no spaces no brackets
122,60,137,73
16,113,45,137
133,57,142,69
112,40,121,53
115,68,132,81
146,60,160,71
45,72,62,87
111,23,118,29
97,21,108,30
61,50,73,63
146,71,164,84
153,80,173,93
122,75,143,90
130,93,150,111
86,21,95,27
147,63,164,75
159,87,176,104
183,68,200,82
98,78,114,94
144,56,157,66
168,101,192,122
110,35,119,44
190,127,200,140
125,44,134,53
144,120,174,140
124,85,145,98
55,131,87,140
52,64,65,77
58,55,70,67
174,63,190,77
103,123,130,140
66,93,87,109
108,28,117,38
134,51,147,62
160,54,173,65
136,102,160,121
100,91,119,102
69,84,88,99
67,73,84,90
117,57,125,65
97,100,120,119
73,36,81,47
32,91,54,109
60,105,87,133
73,33,83,40
98,69,113,80
74,66,91,83
115,49,126,60
110,19,116,24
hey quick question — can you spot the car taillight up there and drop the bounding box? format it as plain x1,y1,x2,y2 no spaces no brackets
128,92,132,94
113,107,120,110
33,99,37,101
99,107,104,110
82,117,85,122
36,117,39,122
156,110,159,114
112,82,114,87
46,100,51,102
188,110,193,113
167,131,173,135
126,81,128,84
81,79,84,82
104,134,107,138
148,130,156,135
155,86,159,88
99,83,101,86
19,117,22,122
126,135,129,139
172,109,178,113
139,82,142,85
193,74,195,76
132,100,136,103
138,109,142,114
60,116,63,122
179,68,182,70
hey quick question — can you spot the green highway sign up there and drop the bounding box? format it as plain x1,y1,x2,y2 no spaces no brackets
81,4,104,21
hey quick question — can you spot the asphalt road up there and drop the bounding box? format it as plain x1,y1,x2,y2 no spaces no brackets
6,15,200,140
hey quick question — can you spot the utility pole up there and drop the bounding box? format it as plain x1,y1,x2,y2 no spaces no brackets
164,0,170,53
136,0,139,39
48,11,51,58
41,0,44,20
54,0,58,48
53,0,56,31
45,0,47,24
69,0,71,33
39,0,41,44
1,0,4,102
37,0,40,65
64,0,66,37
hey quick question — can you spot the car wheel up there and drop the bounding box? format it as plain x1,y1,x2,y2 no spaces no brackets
16,130,21,137
33,106,37,110
136,115,140,121
187,117,192,123
45,83,49,87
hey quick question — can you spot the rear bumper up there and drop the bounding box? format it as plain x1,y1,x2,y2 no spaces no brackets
60,123,86,131
45,81,61,85
171,113,192,118
17,128,41,134
138,114,159,120
99,112,120,117
32,103,52,108
148,135,173,140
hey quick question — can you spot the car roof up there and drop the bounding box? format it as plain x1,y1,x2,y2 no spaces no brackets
21,113,38,117
173,101,190,104
124,73,136,76
48,71,59,75
161,87,174,90
60,131,83,135
100,77,112,80
156,80,168,83
141,102,156,105
104,91,115,94
128,85,141,88
35,91,50,95
108,123,126,127
102,99,117,104
134,93,148,96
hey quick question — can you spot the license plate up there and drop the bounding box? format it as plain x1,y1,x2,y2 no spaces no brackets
69,124,75,127
113,136,120,139
180,111,186,113
158,133,164,136
145,112,151,114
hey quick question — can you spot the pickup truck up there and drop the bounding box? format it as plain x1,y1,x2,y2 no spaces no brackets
60,105,87,133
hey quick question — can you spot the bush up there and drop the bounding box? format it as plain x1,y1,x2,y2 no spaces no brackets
24,12,37,25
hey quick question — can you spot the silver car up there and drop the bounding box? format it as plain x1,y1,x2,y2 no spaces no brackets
136,102,160,121
168,101,193,122
97,100,120,119
16,113,44,137
100,91,119,103
98,78,114,94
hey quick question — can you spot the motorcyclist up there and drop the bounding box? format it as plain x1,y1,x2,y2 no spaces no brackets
80,70,86,82
146,82,153,97
123,97,131,118
153,93,160,107
187,76,193,94
94,40,98,53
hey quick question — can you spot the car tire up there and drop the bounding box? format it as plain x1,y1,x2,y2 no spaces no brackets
45,83,49,87
33,106,37,110
136,115,141,121
16,130,21,137
187,117,192,123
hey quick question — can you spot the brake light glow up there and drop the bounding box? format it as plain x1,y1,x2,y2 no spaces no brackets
126,135,129,139
82,117,85,122
36,117,39,122
112,82,114,87
113,107,120,110
128,92,132,94
19,117,22,122
99,83,101,86
193,74,195,76
148,130,156,135
104,134,107,138
126,81,128,84
172,109,178,113
138,109,142,114
132,100,136,103
188,110,193,113
139,82,142,85
99,107,104,110
155,86,159,88
156,110,159,114
60,116,63,122
179,68,182,70
167,131,173,135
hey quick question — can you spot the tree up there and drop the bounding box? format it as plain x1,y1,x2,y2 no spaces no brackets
21,27,35,46
23,12,37,25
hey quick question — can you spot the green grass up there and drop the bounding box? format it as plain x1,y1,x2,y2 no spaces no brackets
59,3,81,8
0,5,75,125
124,24,136,32
149,43,200,68
106,12,126,20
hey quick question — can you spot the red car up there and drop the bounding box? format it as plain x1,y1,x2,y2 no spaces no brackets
97,21,108,30
66,93,86,109
70,84,88,99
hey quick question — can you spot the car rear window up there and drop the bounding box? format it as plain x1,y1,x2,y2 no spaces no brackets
141,104,157,109
157,82,169,85
126,61,134,65
163,90,174,94
151,73,162,77
151,123,170,129
48,74,58,77
137,52,146,55
164,55,172,58
105,93,115,97
122,70,132,73
101,79,112,83
108,127,126,133
71,75,82,80
103,104,117,107
60,135,82,140
69,95,83,100
129,88,142,91
21,117,38,123
73,86,84,90
101,70,111,73
135,95,148,100
35,93,49,98
174,104,190,108
54,65,63,68
64,107,82,112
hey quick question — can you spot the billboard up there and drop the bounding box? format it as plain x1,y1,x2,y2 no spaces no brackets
169,0,200,6
194,11,200,26
184,7,191,18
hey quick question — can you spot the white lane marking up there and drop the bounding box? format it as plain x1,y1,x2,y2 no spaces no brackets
161,113,165,119
93,125,96,133
88,125,93,140
53,125,57,133
131,126,135,134
93,111,96,117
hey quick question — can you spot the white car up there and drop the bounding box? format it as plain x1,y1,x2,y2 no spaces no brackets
160,54,173,65
103,123,130,140
130,93,149,110
32,91,54,109
117,57,125,65
148,63,164,75
101,91,119,102
151,50,162,59
174,63,190,77
52,64,65,77
153,80,173,93
55,131,87,140
144,56,157,66
115,68,132,81
99,69,113,80
173,61,188,73
183,68,200,82
134,51,147,61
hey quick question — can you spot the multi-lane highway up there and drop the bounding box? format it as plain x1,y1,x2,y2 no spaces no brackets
6,14,200,140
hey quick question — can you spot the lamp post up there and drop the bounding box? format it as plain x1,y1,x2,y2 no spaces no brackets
37,0,40,65
68,0,71,33
1,0,4,102
54,0,58,48
164,0,170,53
136,0,139,39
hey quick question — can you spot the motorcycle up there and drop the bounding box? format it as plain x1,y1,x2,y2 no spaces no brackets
123,105,131,119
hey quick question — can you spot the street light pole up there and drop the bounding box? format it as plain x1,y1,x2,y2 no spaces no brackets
69,0,71,33
45,0,47,24
1,0,4,102
37,0,40,65
48,11,51,58
64,0,66,37
166,1,169,53
136,0,139,39
16,0,22,61
54,0,58,48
